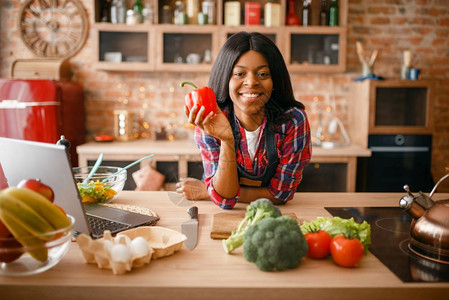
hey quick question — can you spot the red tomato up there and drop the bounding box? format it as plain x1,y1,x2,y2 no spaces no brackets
304,230,332,259
330,235,365,267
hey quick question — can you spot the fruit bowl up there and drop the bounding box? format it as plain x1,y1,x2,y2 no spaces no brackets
73,166,127,204
0,215,75,276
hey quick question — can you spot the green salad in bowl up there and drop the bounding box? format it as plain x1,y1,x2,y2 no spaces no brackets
73,166,127,203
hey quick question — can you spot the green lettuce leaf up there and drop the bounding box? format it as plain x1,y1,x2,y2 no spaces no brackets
300,217,372,252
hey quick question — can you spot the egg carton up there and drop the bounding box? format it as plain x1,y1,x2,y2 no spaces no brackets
77,226,187,274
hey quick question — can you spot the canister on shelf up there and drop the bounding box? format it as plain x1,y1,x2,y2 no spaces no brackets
264,0,281,27
113,110,139,141
186,0,199,24
224,1,241,26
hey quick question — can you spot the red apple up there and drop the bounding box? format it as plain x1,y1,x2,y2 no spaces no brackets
17,179,55,202
0,220,11,238
0,234,23,263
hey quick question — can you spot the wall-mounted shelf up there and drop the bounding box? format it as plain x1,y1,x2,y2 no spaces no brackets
93,0,348,73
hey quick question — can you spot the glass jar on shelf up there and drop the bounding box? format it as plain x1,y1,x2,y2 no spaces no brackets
142,2,154,24
174,1,188,25
201,0,215,25
161,5,174,24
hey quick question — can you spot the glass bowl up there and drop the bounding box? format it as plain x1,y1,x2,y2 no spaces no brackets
0,215,74,276
73,166,127,204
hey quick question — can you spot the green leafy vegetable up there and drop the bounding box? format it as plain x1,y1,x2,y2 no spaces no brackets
300,216,371,252
222,198,281,254
243,216,308,271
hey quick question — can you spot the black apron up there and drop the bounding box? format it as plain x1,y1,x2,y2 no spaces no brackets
230,114,279,187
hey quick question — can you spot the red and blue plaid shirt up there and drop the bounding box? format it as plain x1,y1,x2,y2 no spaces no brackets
194,107,311,209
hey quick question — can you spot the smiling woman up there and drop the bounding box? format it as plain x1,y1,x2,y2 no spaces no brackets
178,31,312,209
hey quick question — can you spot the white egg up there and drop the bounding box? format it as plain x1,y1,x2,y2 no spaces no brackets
103,239,115,254
130,236,150,256
114,234,131,246
110,244,132,262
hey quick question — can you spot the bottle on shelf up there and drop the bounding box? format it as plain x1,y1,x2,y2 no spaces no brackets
142,2,155,24
302,0,311,26
161,5,173,24
100,0,112,22
264,0,281,27
133,0,144,23
329,0,338,26
319,0,328,26
286,0,300,26
186,0,199,24
201,0,216,25
174,1,188,25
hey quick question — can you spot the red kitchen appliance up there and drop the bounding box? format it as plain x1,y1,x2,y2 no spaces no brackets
0,79,85,167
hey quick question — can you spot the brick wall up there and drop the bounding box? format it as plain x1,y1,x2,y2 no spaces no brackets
1,0,449,191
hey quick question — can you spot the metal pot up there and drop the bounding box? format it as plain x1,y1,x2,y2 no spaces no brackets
399,170,449,264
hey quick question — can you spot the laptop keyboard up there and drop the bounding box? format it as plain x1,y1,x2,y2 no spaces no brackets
87,216,131,238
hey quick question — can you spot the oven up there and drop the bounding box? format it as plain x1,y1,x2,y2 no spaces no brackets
356,134,434,192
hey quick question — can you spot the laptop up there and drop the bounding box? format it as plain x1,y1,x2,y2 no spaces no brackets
0,137,159,238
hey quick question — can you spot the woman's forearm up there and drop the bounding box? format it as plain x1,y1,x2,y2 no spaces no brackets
212,140,240,198
238,187,284,204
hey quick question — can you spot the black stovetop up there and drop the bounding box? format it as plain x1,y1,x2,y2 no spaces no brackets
325,207,449,283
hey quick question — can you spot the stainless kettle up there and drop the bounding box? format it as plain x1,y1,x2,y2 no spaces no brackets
399,170,449,264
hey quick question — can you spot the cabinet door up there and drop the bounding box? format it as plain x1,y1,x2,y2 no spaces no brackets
299,162,347,192
285,27,346,73
155,25,218,72
369,81,434,134
93,24,155,71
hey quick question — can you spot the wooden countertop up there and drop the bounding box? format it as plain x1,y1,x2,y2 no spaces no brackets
76,139,372,158
1,192,447,300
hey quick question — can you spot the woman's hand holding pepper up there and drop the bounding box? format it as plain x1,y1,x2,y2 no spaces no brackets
186,105,234,144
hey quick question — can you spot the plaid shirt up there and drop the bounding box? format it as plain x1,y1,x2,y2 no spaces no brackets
194,107,311,209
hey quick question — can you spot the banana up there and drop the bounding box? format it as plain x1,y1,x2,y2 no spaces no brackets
2,187,70,230
0,193,55,240
0,209,48,262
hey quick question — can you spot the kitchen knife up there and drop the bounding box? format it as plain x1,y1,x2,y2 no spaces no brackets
181,206,198,250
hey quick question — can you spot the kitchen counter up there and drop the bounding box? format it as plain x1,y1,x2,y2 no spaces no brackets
77,140,371,191
1,191,448,300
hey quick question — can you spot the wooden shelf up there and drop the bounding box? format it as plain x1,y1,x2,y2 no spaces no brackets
93,0,348,73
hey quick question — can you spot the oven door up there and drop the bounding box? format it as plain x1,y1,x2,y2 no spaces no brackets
357,134,434,192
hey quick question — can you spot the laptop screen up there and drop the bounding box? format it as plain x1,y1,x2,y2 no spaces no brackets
0,137,90,234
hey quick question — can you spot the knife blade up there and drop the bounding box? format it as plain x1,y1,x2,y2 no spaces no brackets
181,206,198,250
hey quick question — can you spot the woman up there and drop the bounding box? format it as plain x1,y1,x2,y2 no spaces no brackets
178,31,311,209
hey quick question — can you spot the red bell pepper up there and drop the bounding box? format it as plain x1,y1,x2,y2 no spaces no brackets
180,81,217,119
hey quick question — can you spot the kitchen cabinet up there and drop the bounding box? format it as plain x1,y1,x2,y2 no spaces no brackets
348,80,435,148
349,80,435,192
76,139,370,192
92,0,348,73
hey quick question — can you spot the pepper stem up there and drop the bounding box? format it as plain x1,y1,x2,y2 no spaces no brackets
180,81,197,89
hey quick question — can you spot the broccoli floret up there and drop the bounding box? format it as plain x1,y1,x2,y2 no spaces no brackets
222,198,281,254
243,216,308,271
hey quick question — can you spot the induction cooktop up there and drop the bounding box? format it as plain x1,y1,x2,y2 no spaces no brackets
325,207,449,283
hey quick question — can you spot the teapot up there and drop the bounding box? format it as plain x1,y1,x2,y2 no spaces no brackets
399,169,449,264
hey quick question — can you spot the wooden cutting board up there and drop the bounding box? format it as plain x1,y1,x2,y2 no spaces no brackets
210,212,298,239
